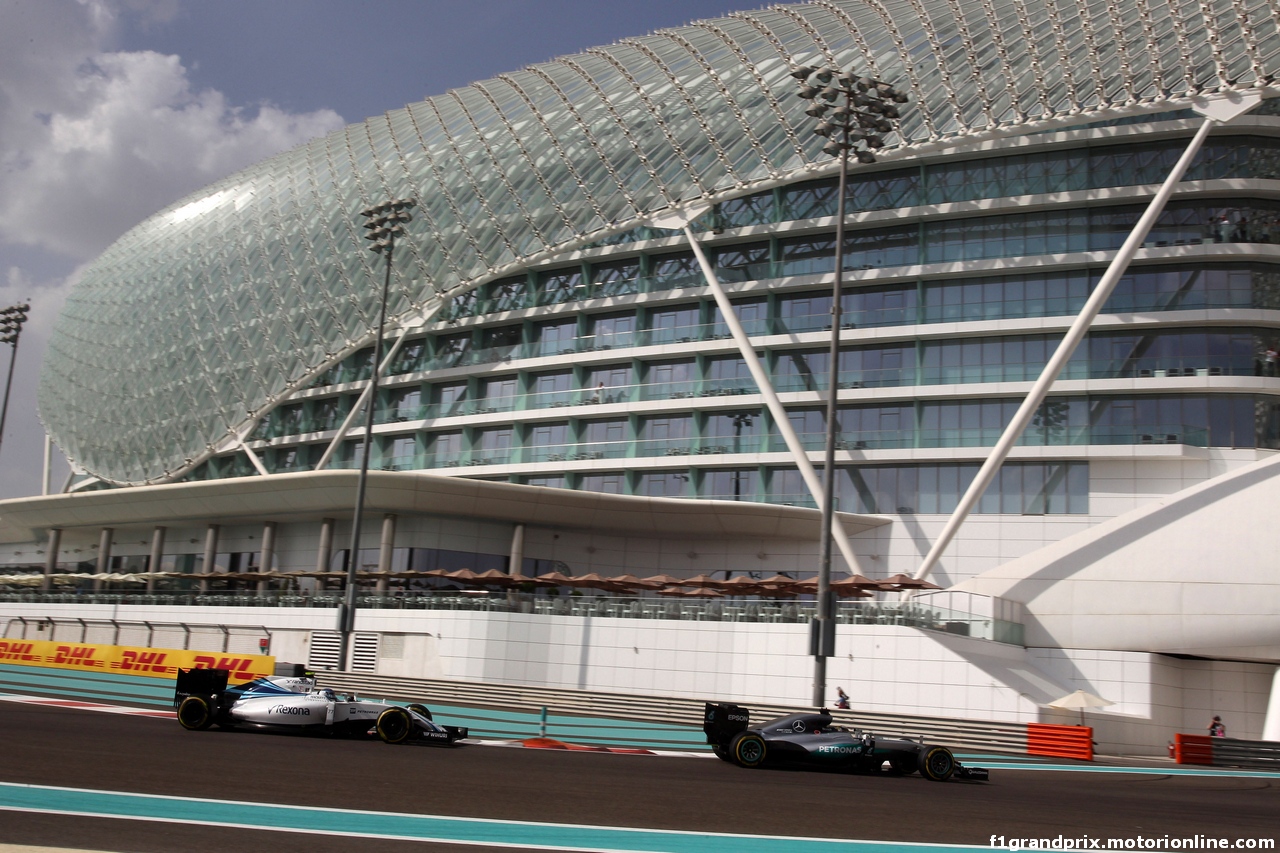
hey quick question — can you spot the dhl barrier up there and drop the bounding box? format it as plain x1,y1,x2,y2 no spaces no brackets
0,638,273,682
1026,723,1094,761
1174,733,1280,770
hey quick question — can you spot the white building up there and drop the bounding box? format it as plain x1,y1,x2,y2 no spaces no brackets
5,0,1280,754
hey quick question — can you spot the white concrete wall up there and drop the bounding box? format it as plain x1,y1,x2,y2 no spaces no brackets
5,600,1273,754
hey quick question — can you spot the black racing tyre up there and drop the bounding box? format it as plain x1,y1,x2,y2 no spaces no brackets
918,745,956,782
711,743,733,762
376,706,415,744
730,731,767,768
888,754,917,775
406,703,433,721
177,696,214,731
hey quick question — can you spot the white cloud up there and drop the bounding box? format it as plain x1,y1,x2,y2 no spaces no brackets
0,0,346,499
0,1,345,261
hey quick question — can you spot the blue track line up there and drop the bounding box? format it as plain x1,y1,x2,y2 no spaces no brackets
0,782,984,852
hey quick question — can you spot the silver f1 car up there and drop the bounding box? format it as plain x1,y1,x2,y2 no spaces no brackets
704,702,988,782
173,667,467,745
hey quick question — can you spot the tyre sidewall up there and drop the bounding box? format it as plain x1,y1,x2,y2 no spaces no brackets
377,707,414,744
177,696,213,731
918,745,955,781
731,732,767,768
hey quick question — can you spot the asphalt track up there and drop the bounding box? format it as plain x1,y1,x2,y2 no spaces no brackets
0,702,1276,853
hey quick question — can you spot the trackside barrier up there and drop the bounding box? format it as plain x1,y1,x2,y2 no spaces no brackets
0,638,274,681
1026,723,1093,761
1174,733,1280,769
317,671,1030,755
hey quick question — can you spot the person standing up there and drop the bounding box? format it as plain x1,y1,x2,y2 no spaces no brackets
1208,715,1226,737
835,687,850,709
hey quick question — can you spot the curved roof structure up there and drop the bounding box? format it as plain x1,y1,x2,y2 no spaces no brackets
40,0,1280,485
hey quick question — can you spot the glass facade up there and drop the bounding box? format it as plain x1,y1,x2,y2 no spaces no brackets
38,0,1280,525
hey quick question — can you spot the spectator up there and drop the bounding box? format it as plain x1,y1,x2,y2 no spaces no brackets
1208,715,1226,737
835,687,850,709
1267,345,1279,377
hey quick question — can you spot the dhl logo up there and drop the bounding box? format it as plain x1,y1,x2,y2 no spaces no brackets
53,645,104,667
0,640,274,680
116,650,171,674
0,641,39,662
193,655,257,679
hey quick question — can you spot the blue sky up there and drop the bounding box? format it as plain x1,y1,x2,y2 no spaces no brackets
0,0,764,498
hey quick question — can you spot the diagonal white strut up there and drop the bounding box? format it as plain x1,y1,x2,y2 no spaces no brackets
914,94,1262,584
681,222,862,575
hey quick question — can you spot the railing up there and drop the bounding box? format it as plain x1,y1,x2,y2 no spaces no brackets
311,671,1032,755
0,591,1023,646
2,616,269,652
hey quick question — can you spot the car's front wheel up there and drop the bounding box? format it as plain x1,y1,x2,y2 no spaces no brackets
918,745,956,782
376,706,414,744
177,696,214,731
730,732,767,768
406,703,433,721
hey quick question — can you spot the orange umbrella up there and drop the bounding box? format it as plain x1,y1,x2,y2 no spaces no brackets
532,570,576,586
640,573,686,586
880,573,942,590
657,586,724,598
681,573,726,588
717,576,767,595
607,574,663,590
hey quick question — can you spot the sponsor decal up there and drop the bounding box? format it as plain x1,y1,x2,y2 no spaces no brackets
727,713,748,722
0,641,38,663
0,640,274,680
118,650,169,675
192,655,259,681
53,645,103,667
791,720,806,732
269,705,311,716
816,744,862,755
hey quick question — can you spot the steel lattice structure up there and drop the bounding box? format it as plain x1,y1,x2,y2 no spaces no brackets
40,0,1280,485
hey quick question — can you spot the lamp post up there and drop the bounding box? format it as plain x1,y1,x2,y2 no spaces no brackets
791,64,907,708
0,302,30,461
336,198,415,671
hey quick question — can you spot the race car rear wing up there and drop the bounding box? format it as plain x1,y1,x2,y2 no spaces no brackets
703,702,750,746
174,667,229,709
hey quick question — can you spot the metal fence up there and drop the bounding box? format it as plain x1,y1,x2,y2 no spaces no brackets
0,591,1023,645
2,617,270,653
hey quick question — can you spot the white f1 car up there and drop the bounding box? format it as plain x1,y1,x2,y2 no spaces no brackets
173,667,467,745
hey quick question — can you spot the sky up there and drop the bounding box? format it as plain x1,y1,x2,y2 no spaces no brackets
0,0,767,499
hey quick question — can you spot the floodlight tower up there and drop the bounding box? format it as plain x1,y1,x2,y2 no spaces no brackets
336,199,415,671
792,64,908,708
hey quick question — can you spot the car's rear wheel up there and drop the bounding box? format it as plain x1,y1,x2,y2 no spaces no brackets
177,696,214,731
730,732,767,768
918,745,956,782
407,703,433,721
377,706,414,744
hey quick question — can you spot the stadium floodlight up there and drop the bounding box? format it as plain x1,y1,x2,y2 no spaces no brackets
792,64,908,709
337,198,415,672
0,302,30,462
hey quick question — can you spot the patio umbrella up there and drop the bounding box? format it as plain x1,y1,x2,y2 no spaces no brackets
681,573,726,589
470,569,521,587
1047,689,1114,725
607,574,663,590
639,573,686,587
530,570,577,587
880,573,943,590
787,577,875,598
657,586,724,598
716,576,767,595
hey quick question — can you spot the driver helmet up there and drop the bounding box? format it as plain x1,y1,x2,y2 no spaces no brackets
320,687,336,701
